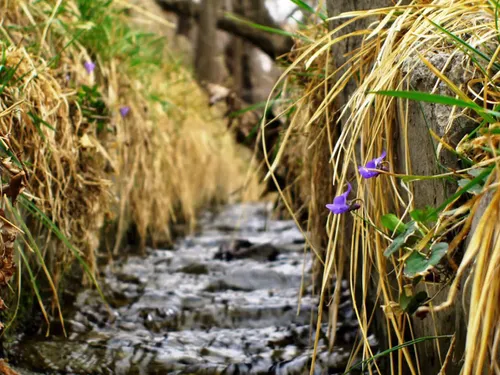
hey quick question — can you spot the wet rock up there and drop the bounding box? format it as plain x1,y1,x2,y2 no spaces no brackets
178,262,210,275
205,267,300,292
215,239,280,262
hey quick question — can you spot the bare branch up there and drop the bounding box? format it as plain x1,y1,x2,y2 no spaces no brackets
156,0,294,59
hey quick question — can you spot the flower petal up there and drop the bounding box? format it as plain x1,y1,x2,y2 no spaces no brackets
365,159,377,169
84,61,96,74
374,150,387,167
359,166,378,179
120,106,130,118
326,183,353,214
326,203,349,214
346,182,352,196
359,152,387,179
333,194,347,206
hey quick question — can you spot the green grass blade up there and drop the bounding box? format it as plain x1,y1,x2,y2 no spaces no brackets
373,90,480,110
224,12,309,41
495,0,500,43
401,173,453,182
372,90,500,120
289,0,327,21
428,166,492,219
0,56,23,95
343,335,454,374
19,196,107,304
229,99,286,117
16,244,50,336
428,19,500,71
1,251,22,335
47,28,87,68
8,201,67,336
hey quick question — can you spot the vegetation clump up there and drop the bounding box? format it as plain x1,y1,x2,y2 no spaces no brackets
0,0,259,334
264,1,500,373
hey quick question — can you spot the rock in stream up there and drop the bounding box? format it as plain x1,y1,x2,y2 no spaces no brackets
8,203,365,374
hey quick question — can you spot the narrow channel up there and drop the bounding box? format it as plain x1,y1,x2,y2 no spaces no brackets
9,203,364,374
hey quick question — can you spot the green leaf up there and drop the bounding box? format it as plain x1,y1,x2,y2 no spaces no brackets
405,252,427,277
410,207,438,223
400,291,428,314
468,167,486,177
381,213,407,234
399,291,411,311
409,292,429,314
404,243,448,277
410,209,426,222
457,179,483,195
429,242,449,262
383,222,418,257
412,276,423,286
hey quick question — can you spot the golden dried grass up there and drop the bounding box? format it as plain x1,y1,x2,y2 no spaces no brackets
264,1,500,374
0,0,260,330
108,64,261,252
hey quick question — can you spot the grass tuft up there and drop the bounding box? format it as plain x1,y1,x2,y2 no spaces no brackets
0,0,261,334
264,0,500,373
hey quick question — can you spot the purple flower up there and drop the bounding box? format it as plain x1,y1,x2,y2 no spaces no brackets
119,106,130,118
84,61,96,74
358,151,387,179
326,183,360,214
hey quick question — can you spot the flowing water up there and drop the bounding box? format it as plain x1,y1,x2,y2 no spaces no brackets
8,203,370,374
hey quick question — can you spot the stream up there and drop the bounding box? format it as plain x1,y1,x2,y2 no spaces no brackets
8,203,369,374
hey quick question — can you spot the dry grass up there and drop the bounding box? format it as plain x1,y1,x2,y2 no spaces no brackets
105,52,261,253
0,0,260,331
264,1,500,374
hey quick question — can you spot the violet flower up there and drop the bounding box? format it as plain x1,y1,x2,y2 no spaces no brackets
119,106,130,118
358,151,387,179
326,183,360,214
84,61,96,74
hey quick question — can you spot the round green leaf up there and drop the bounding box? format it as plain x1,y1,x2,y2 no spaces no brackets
404,243,448,277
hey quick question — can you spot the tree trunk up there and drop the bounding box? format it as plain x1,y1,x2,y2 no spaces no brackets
195,0,222,83
224,0,244,97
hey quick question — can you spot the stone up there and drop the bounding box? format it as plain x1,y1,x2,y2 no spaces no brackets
214,239,280,262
